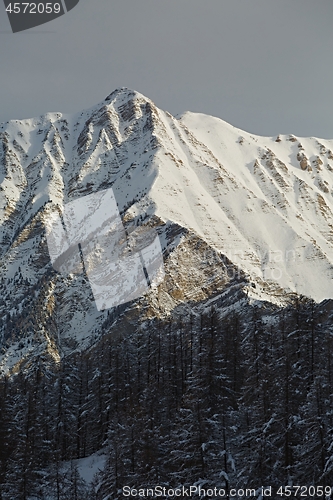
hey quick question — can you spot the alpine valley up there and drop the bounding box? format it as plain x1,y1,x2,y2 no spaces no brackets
1,88,333,498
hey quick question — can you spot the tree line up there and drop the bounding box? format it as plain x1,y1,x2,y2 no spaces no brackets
0,295,333,498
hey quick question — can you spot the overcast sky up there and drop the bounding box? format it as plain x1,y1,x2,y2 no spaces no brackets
1,1,333,138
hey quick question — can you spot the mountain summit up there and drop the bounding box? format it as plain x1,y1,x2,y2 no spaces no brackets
1,88,333,371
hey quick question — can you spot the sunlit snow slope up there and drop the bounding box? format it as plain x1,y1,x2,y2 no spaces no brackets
175,112,333,301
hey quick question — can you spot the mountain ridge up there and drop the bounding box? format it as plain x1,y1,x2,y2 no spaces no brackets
1,87,333,373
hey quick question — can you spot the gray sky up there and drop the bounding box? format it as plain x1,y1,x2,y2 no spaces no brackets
1,0,333,138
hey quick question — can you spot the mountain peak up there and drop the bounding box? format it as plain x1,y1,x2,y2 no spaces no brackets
1,89,333,371
104,86,141,102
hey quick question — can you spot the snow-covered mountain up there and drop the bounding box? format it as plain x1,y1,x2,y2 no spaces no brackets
1,87,333,372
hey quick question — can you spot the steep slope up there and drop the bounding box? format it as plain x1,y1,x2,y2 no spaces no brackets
0,87,332,372
179,112,333,300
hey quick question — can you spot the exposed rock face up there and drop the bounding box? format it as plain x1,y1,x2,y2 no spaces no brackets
297,151,310,171
1,88,333,372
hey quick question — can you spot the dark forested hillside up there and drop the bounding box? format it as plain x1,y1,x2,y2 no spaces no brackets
1,294,333,499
